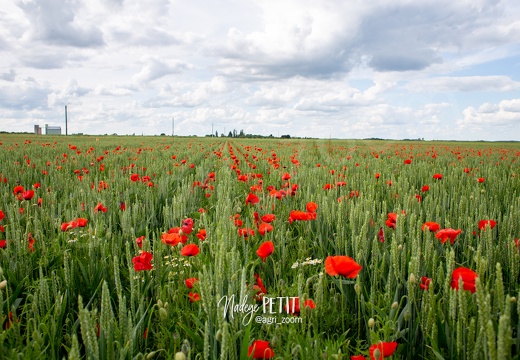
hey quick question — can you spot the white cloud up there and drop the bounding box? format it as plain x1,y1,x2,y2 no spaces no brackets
48,79,91,107
0,69,16,81
407,76,520,93
132,57,193,85
457,98,520,130
18,0,104,47
1,0,520,139
0,77,51,110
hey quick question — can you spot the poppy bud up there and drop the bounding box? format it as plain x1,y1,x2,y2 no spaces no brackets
159,307,168,321
146,351,160,359
391,301,398,309
511,297,517,303
368,318,375,328
270,335,279,348
173,352,187,360
291,345,301,356
404,310,411,321
181,340,190,354
0,280,6,289
409,273,416,284
157,299,163,308
373,349,381,360
398,244,403,251
354,283,361,295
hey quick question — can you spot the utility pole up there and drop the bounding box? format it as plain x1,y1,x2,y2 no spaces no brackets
65,105,68,135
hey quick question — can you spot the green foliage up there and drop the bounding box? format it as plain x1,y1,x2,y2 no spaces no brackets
0,135,519,359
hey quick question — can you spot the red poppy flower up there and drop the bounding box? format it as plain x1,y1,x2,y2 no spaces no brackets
246,193,260,205
13,185,24,194
188,292,201,302
387,212,398,223
136,236,145,249
303,299,316,310
435,228,462,244
256,241,274,262
282,173,291,180
404,159,412,164
94,203,108,213
61,221,76,231
4,311,18,330
61,218,87,231
130,174,140,182
285,298,316,316
233,214,243,227
161,232,183,246
132,251,153,271
378,227,385,243
477,177,485,183
288,210,315,224
120,202,126,211
323,183,334,190
421,185,430,192
167,227,188,243
196,229,207,241
422,222,440,232
253,274,267,301
261,214,276,223
451,267,478,293
238,227,255,238
420,276,431,290
185,277,199,289
27,233,35,252
478,220,496,230
181,244,200,257
324,256,362,278
369,341,398,360
0,240,6,249
433,173,443,180
351,355,367,360
385,213,397,229
306,202,318,213
248,340,274,359
22,190,34,200
258,222,274,236
33,182,41,189
181,218,194,234
0,210,4,221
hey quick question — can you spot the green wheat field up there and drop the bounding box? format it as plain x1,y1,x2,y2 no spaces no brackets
0,134,519,359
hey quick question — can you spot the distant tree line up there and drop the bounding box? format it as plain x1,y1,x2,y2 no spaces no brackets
205,129,291,139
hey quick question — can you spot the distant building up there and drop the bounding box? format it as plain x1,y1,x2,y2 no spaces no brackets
34,125,42,135
45,124,61,135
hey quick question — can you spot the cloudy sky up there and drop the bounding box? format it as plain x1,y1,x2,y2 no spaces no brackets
1,0,520,140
